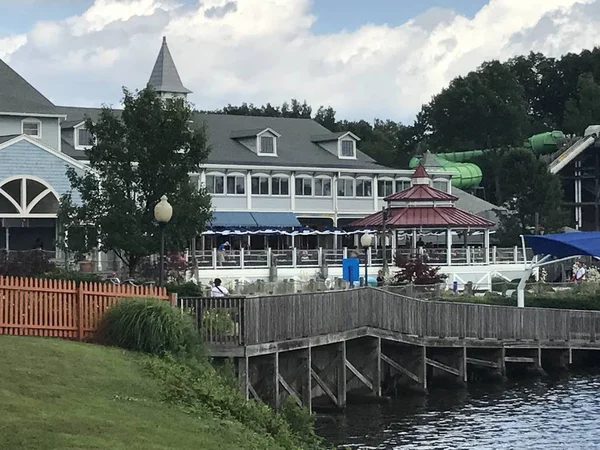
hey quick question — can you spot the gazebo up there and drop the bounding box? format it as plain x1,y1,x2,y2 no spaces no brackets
350,165,495,265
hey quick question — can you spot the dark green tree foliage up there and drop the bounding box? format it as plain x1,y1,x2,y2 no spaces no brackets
60,88,212,275
495,148,567,245
564,73,600,134
420,61,530,151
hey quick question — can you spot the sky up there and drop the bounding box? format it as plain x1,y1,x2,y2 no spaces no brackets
0,0,599,123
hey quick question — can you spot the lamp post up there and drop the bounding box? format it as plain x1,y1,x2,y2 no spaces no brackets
154,195,173,287
360,233,373,287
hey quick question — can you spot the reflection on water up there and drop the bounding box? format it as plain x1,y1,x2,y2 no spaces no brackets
317,374,600,449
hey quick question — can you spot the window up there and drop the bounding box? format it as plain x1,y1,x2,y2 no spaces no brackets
356,179,372,197
226,175,246,195
295,177,312,196
259,136,275,154
272,176,289,196
206,174,225,194
314,177,332,197
337,178,354,197
433,179,448,192
340,140,355,158
251,175,270,195
378,179,394,197
396,179,411,192
76,127,93,149
21,119,41,138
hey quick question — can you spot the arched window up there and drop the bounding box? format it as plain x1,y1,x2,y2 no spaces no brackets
314,175,332,197
251,173,270,195
271,174,290,196
205,172,225,194
432,178,448,192
395,178,411,192
356,176,372,197
295,175,313,196
337,177,354,197
378,177,394,197
226,172,246,195
0,176,59,216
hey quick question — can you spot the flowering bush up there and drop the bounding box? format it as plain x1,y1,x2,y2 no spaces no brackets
391,254,447,286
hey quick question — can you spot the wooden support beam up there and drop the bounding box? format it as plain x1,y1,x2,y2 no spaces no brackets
274,352,280,410
337,342,346,408
460,347,467,383
505,356,536,363
426,357,461,377
278,374,302,407
466,357,499,369
381,352,420,384
345,359,373,390
304,347,312,412
248,383,261,402
373,337,382,396
311,366,338,405
237,356,250,401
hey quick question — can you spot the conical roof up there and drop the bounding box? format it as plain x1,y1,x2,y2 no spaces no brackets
148,37,192,95
412,164,430,179
0,58,57,114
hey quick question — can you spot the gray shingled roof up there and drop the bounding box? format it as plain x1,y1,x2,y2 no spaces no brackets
230,128,268,139
0,134,19,145
453,187,500,225
55,106,383,169
148,37,192,95
0,58,59,115
311,132,349,143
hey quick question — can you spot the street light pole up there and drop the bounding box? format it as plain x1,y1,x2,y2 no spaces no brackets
154,195,173,288
360,233,373,287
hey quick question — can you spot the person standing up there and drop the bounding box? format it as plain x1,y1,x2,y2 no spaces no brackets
210,278,229,297
574,262,586,282
376,270,385,287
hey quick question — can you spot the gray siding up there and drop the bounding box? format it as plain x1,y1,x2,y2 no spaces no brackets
0,116,60,150
252,197,290,210
296,197,333,211
338,198,374,213
0,140,82,204
212,196,247,210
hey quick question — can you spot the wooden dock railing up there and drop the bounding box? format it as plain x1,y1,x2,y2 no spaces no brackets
191,288,600,346
0,276,172,340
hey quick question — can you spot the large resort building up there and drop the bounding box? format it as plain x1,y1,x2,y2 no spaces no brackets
0,37,532,288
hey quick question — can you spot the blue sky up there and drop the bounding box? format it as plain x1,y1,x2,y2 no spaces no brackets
1,0,488,35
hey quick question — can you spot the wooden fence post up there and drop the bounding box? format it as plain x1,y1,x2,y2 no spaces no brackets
77,282,84,341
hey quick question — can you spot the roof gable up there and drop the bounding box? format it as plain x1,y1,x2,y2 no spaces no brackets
0,58,58,115
148,37,192,95
384,184,458,202
0,135,87,171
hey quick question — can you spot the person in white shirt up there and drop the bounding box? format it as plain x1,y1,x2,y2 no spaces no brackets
210,278,229,297
575,262,586,281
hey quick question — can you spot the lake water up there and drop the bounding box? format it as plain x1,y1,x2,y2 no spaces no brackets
317,373,600,449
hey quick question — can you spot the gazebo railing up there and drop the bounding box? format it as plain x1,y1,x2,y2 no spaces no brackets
191,245,531,269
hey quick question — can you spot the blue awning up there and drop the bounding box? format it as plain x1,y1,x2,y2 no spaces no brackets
525,232,600,258
210,212,257,228
251,212,301,228
209,211,301,229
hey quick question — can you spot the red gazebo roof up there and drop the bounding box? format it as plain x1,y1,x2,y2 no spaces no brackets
384,184,458,202
350,206,494,229
412,165,429,179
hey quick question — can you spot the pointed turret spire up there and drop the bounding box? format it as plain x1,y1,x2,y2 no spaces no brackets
148,36,192,98
411,164,431,186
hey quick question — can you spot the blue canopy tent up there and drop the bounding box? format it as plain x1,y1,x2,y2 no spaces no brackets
518,232,600,307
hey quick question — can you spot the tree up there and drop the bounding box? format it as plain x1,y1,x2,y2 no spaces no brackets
391,255,447,285
495,148,567,245
564,73,600,135
59,87,212,276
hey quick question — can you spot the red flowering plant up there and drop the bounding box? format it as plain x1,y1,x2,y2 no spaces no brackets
391,254,447,286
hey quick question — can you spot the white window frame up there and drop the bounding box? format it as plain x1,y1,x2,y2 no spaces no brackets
251,173,270,196
271,174,290,196
21,118,42,139
314,175,332,197
256,128,280,156
205,172,225,195
226,172,246,195
432,178,449,193
337,177,355,197
74,122,94,150
377,177,394,198
295,175,313,197
338,138,356,159
395,178,411,192
356,177,373,198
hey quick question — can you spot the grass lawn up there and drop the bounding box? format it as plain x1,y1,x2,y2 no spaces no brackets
0,336,283,450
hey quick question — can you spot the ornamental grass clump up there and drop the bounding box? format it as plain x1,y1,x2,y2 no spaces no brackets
97,298,201,357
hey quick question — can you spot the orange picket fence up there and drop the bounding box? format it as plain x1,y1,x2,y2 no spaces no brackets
0,276,174,340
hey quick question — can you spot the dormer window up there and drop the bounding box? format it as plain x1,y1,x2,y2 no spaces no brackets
21,118,41,139
340,139,355,158
75,126,94,150
259,136,275,154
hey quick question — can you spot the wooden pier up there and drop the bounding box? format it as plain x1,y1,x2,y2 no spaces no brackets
179,288,600,412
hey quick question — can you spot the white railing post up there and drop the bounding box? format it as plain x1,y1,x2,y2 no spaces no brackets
240,248,245,269
267,247,272,268
318,247,323,266
212,247,217,269
492,246,497,264
292,247,297,268
513,246,518,264
367,247,372,266
466,246,471,265
343,247,348,260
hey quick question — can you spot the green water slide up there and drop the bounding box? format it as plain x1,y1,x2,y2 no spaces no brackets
409,131,566,189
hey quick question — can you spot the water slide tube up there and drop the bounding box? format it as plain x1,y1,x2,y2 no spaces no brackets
409,131,566,189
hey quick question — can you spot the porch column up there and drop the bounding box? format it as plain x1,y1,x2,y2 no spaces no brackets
411,229,417,249
391,229,397,262
484,229,490,265
446,228,452,266
5,227,9,252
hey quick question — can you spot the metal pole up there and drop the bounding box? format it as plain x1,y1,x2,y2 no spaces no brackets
382,206,388,275
159,224,165,287
364,246,368,286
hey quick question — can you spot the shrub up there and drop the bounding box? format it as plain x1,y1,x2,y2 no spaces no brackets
97,298,202,357
0,250,56,277
43,269,103,284
166,281,206,297
391,255,447,285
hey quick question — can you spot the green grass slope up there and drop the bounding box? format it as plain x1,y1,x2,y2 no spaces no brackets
0,336,283,450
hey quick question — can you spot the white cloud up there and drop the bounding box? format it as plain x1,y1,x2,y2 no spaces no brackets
1,0,600,123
